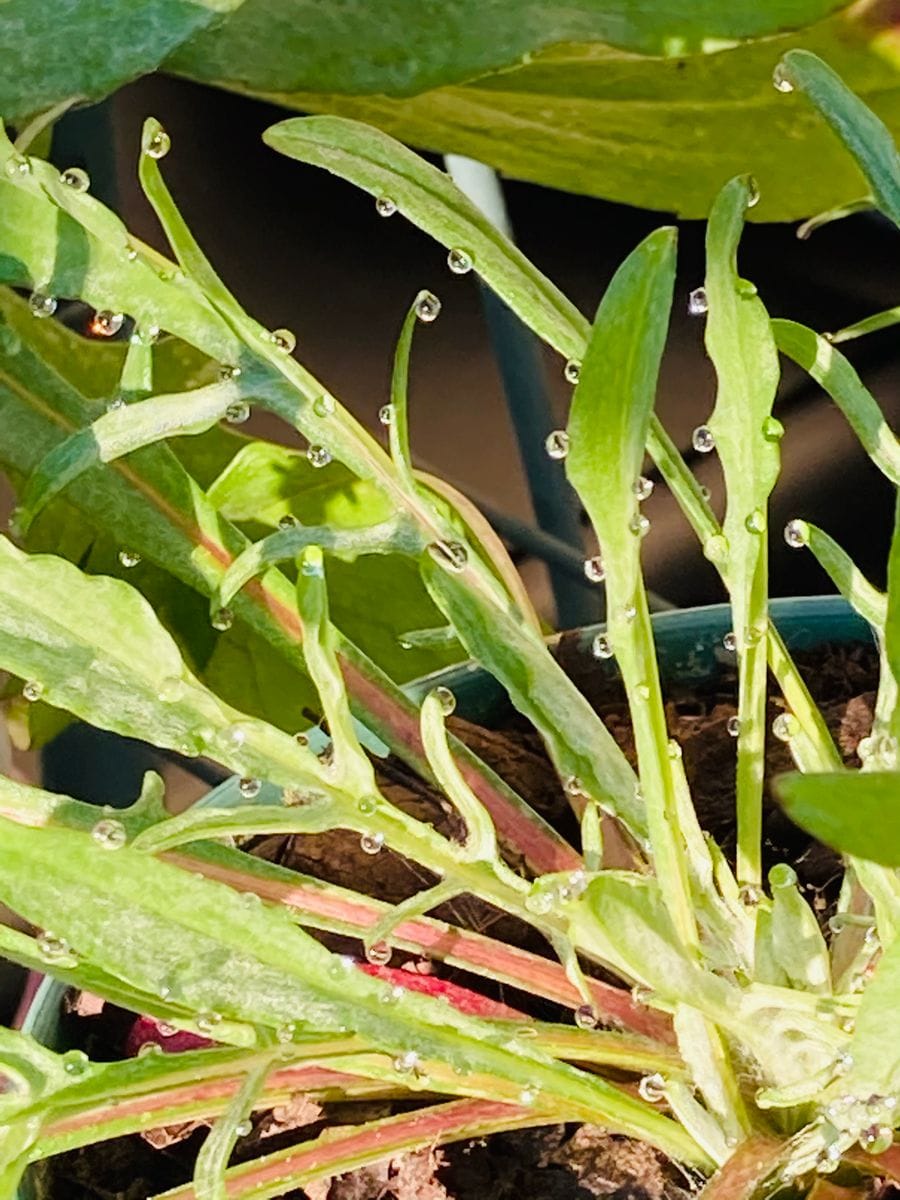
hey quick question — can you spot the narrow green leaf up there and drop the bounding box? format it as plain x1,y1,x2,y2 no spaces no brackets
784,520,887,630
826,305,900,345
262,116,587,361
779,49,900,229
704,176,781,885
194,1059,271,1200
775,771,900,865
766,864,831,994
16,379,245,534
773,319,900,485
795,195,873,240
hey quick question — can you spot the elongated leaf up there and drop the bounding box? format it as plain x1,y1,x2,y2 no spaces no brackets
778,48,900,229
773,320,900,485
782,520,887,630
775,772,900,865
704,176,781,885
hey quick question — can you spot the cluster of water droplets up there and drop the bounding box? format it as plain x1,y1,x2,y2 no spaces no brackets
524,868,588,916
857,731,898,770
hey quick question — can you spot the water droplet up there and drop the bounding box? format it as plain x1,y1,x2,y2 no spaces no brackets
365,940,391,966
144,127,171,159
688,287,708,316
633,476,654,501
703,533,728,564
293,731,309,748
739,884,762,906
360,831,385,855
415,291,442,323
358,796,378,815
313,394,335,418
591,632,614,660
239,777,261,799
218,364,241,382
784,519,808,549
22,679,43,702
564,359,581,384
545,429,569,460
5,154,30,177
126,245,139,262
564,775,586,797
723,631,737,652
378,403,395,426
235,1119,252,1138
518,1086,538,1105
432,685,456,716
427,540,468,573
211,607,234,632
638,1073,666,1102
276,1021,296,1044
89,310,124,338
629,513,650,539
692,425,715,453
447,248,473,275
301,553,324,577
762,415,783,441
28,291,57,320
195,1011,222,1034
623,605,637,623
270,328,296,354
132,322,160,346
575,1004,597,1030
63,1050,89,1076
37,931,75,965
278,513,298,530
860,1125,893,1155
667,739,683,759
91,818,127,850
726,715,740,738
225,401,250,425
583,555,605,584
772,712,798,742
157,676,183,703
307,444,332,468
393,1050,420,1074
699,484,711,501
745,509,766,534
60,166,90,192
137,1040,162,1057
773,64,794,93
118,548,141,568
746,177,760,209
375,195,397,217
636,682,651,701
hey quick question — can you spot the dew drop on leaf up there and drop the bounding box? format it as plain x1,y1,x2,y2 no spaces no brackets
574,1004,597,1030
447,248,473,274
144,127,171,159
723,631,737,652
633,476,654,501
687,287,708,316
692,425,715,453
378,403,395,426
89,310,124,338
375,195,397,217
545,430,569,460
784,519,808,549
313,394,335,418
60,166,90,192
91,819,127,850
118,549,141,568
306,444,332,468
22,679,43,702
225,401,251,425
270,327,296,353
563,359,581,384
239,777,261,799
726,716,740,738
211,607,234,632
432,685,456,716
365,940,391,966
591,633,613,660
414,291,442,323
773,64,794,93
28,291,57,320
772,712,799,742
582,555,605,584
360,831,385,855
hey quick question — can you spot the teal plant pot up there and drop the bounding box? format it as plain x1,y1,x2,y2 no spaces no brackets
16,595,871,1196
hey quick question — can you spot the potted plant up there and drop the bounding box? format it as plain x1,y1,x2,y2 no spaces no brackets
0,47,899,1200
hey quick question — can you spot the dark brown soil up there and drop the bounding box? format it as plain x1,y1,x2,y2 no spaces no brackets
34,640,881,1200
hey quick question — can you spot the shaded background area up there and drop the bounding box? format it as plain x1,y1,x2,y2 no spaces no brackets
97,72,900,622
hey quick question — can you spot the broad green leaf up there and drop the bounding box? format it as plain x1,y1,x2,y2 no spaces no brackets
259,10,900,221
778,48,900,229
0,0,248,122
171,1,844,98
773,320,900,485
704,176,781,885
775,771,900,865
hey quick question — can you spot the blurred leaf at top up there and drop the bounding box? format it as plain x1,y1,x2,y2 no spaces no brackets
2,2,900,219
